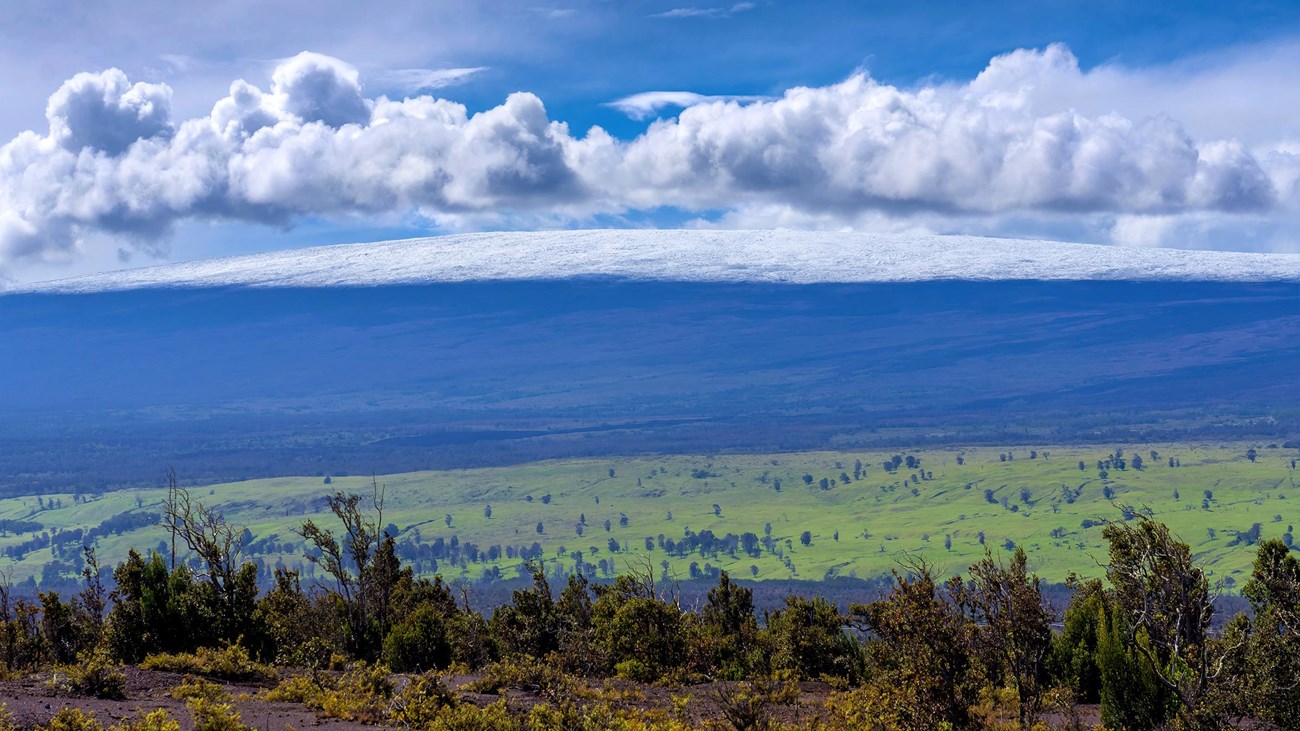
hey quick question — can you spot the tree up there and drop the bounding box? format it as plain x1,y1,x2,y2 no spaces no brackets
1240,539,1300,727
162,482,259,647
297,483,398,659
699,571,760,678
958,548,1053,726
799,531,811,546
1102,515,1235,726
765,595,859,682
849,560,974,728
383,604,451,672
1247,448,1258,463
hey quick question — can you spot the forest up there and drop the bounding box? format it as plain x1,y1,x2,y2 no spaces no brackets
0,484,1297,731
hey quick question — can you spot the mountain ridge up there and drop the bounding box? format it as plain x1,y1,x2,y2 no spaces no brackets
14,229,1300,293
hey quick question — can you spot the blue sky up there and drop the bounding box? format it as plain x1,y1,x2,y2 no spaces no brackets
3,0,1300,283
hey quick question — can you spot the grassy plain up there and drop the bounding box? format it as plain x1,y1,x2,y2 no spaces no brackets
1,442,1296,590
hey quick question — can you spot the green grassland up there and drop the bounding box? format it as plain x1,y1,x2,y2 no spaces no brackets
1,442,1297,590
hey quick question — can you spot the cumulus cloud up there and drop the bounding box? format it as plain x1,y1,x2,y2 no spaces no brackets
2,44,1300,275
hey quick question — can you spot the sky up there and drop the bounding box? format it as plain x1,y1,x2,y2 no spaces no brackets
3,0,1300,285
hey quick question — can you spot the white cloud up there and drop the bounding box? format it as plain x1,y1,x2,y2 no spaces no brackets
607,91,770,119
3,43,1300,278
652,2,755,18
372,67,489,92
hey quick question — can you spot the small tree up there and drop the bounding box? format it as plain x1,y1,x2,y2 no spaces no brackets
1103,515,1237,726
958,548,1053,725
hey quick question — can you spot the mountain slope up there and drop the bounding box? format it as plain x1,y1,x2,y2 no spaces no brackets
2,231,1298,492
16,230,1300,293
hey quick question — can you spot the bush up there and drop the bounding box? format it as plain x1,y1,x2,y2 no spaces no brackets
314,663,394,724
259,672,331,705
40,708,103,731
389,672,457,729
141,644,275,682
0,705,14,731
462,658,575,702
425,700,521,731
47,650,125,700
111,709,182,731
711,680,800,731
170,676,228,702
186,698,250,731
382,605,452,672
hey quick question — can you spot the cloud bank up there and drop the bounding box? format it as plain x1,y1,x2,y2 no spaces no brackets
2,44,1299,274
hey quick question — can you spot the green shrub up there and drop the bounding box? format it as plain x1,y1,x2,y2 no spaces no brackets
41,708,104,731
141,644,274,682
390,672,458,728
382,605,452,672
425,700,521,731
186,697,250,731
47,650,126,700
170,675,228,702
462,658,575,701
0,704,15,731
259,672,331,705
109,709,182,731
314,663,394,723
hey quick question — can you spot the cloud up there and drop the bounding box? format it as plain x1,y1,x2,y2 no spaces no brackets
372,67,489,92
46,69,173,154
607,91,770,119
652,2,755,18
2,43,1300,277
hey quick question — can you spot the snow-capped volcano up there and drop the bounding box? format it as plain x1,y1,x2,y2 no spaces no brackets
17,230,1300,293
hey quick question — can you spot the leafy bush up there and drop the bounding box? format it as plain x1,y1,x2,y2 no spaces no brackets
47,650,126,700
170,676,229,702
40,708,103,731
382,605,452,672
0,704,14,731
110,709,182,731
186,698,250,731
259,672,331,705
389,672,457,728
462,658,575,702
141,644,274,682
425,700,520,731
314,663,394,724
710,680,800,731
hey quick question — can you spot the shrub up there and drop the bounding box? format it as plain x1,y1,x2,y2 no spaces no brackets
41,708,103,731
425,700,520,731
382,605,452,672
389,672,457,729
711,680,800,731
315,663,394,724
462,658,575,702
0,705,14,731
170,676,228,702
259,672,331,705
186,697,250,731
47,650,126,700
141,644,275,682
110,709,182,731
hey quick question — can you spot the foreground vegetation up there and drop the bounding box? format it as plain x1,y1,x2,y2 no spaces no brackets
0,443,1296,592
1,481,1299,730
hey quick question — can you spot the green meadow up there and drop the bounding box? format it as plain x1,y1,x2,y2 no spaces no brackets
1,442,1297,590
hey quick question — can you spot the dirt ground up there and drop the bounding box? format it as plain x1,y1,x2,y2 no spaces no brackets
0,667,1110,730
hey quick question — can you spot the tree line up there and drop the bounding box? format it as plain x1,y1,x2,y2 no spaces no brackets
1,483,1297,730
